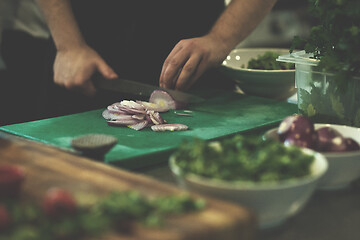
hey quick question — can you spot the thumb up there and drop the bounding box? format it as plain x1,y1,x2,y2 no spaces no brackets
96,59,118,79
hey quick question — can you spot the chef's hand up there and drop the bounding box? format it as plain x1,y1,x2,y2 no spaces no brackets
159,35,229,91
53,44,118,96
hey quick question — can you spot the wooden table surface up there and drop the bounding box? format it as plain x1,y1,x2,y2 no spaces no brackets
0,132,256,240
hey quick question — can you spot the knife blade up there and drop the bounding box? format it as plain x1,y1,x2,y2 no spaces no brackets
94,75,204,103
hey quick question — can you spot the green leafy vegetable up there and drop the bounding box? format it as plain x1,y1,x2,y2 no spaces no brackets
242,51,294,70
290,0,360,90
0,191,205,240
173,135,314,183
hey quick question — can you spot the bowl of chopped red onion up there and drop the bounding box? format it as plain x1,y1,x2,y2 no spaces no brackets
220,48,296,100
263,114,360,190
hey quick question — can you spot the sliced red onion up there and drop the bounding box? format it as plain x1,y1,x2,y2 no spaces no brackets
115,105,147,115
149,90,187,110
145,114,153,124
147,110,165,125
128,120,148,131
102,109,117,120
151,123,188,132
120,100,145,110
174,112,193,117
107,104,128,115
107,118,141,126
131,114,146,120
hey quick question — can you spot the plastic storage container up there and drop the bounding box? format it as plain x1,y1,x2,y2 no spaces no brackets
278,51,360,127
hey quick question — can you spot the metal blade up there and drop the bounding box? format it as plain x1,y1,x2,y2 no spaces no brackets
94,76,204,103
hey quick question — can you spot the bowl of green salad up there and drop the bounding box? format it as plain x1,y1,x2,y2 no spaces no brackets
169,135,328,229
220,48,295,100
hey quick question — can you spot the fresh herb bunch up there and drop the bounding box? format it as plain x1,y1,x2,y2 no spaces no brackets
290,0,360,88
173,135,314,183
0,191,205,240
242,51,294,70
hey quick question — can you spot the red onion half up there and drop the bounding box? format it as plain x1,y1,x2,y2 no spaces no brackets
149,90,187,110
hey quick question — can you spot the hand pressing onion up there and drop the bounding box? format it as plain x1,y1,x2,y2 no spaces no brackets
102,90,189,131
276,114,360,152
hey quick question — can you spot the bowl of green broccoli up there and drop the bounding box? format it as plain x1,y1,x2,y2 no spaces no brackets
220,48,295,100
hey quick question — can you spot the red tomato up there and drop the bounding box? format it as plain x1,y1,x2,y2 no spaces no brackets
0,165,25,198
42,188,77,219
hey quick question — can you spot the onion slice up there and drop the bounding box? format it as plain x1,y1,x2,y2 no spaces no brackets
151,123,188,132
107,118,141,126
147,110,166,125
128,120,148,131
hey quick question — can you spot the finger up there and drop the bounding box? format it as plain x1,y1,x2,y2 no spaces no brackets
159,43,184,88
63,71,96,96
174,54,202,91
160,50,189,89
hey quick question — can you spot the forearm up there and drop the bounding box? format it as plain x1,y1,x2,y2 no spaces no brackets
36,0,85,51
208,0,277,53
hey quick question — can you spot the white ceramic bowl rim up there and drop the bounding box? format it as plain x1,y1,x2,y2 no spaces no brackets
264,123,360,157
221,48,296,73
169,148,328,191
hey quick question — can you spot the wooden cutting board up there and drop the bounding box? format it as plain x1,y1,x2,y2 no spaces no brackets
0,132,257,240
0,92,297,169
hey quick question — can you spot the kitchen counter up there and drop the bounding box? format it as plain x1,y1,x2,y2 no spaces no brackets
1,125,360,239
137,159,360,240
1,93,359,239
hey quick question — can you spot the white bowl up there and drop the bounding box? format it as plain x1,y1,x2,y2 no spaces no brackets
220,48,296,100
169,149,328,229
264,123,360,190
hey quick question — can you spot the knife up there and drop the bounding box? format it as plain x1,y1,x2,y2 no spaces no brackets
93,75,204,103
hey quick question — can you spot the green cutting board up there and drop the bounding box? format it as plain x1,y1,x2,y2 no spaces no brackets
0,93,297,169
